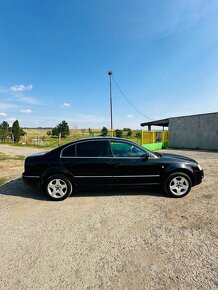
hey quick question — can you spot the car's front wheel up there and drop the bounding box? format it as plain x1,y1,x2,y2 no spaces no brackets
44,174,73,201
164,172,192,198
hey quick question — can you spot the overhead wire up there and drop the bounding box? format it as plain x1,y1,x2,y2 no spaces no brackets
112,75,153,121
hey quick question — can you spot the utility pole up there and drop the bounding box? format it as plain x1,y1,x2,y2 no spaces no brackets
108,71,113,136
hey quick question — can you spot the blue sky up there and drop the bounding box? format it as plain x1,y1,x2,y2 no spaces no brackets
0,0,218,129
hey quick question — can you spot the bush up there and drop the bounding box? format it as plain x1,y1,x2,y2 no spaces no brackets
101,127,108,136
52,121,70,138
115,129,123,137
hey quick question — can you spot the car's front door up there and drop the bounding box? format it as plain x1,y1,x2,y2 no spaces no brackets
61,140,113,186
110,141,161,185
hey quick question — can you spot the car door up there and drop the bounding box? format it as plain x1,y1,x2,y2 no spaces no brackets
60,140,113,186
110,141,161,185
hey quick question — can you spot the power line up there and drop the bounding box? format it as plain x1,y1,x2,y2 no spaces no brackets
112,75,153,121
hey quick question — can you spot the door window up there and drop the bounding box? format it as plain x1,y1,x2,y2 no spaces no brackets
62,144,76,157
110,142,146,157
76,141,111,157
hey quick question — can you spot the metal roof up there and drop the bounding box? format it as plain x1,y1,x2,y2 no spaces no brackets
141,118,169,127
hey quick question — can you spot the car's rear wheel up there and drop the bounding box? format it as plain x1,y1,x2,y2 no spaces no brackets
44,174,73,201
164,172,192,198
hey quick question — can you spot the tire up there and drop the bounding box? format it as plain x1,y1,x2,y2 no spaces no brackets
44,174,73,201
164,172,192,198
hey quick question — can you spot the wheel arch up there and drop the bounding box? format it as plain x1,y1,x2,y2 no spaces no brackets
40,166,76,188
162,165,194,186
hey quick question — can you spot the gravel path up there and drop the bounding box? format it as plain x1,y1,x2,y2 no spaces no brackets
0,146,217,289
0,144,48,157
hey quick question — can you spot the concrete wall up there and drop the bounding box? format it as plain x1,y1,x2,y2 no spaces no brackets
169,113,218,150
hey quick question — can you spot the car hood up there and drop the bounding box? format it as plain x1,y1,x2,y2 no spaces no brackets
159,153,197,164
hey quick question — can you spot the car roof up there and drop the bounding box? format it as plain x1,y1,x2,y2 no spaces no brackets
71,136,135,143
58,137,137,150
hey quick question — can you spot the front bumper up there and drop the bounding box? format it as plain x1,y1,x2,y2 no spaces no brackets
193,169,204,186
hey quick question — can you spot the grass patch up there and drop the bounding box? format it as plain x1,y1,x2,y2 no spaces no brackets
0,152,25,161
0,178,7,186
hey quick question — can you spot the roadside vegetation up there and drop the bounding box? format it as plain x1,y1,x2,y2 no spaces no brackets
0,178,7,186
0,152,26,161
0,119,142,149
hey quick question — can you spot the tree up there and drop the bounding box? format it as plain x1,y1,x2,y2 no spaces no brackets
123,128,132,136
135,131,141,138
0,121,9,141
20,128,26,136
115,129,123,137
101,126,108,136
88,128,92,136
52,120,70,138
12,120,21,143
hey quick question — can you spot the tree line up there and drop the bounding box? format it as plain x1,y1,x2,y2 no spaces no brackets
0,119,140,143
0,120,25,143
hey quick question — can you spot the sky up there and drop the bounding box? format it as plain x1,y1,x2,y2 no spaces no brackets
0,0,218,129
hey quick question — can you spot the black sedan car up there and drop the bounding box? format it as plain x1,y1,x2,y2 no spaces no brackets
22,137,204,201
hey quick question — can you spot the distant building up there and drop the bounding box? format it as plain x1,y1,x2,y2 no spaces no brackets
141,112,218,151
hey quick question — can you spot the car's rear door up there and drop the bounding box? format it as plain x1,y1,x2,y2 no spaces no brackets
60,140,113,186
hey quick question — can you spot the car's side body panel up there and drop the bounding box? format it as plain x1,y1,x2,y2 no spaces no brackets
60,157,113,186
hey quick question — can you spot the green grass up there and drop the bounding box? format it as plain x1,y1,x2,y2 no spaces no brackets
0,152,25,161
0,178,7,186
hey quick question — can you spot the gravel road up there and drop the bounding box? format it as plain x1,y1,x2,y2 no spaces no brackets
0,145,217,289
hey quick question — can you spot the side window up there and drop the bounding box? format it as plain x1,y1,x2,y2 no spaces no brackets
110,142,145,157
76,141,111,157
62,145,76,157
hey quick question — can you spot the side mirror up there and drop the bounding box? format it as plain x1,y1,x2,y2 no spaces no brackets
141,153,149,160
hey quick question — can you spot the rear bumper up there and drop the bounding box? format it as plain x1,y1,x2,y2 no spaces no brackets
22,173,40,188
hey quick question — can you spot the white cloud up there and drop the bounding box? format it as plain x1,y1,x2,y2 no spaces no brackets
0,112,7,116
0,103,19,110
126,114,133,118
20,109,33,113
60,102,70,108
14,95,40,105
11,84,33,91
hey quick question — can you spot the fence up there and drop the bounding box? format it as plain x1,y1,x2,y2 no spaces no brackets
141,131,169,150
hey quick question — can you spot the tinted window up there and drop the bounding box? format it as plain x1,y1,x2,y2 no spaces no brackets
76,141,110,157
110,142,145,157
62,144,76,157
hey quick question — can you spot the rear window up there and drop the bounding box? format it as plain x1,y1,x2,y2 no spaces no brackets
76,141,110,157
62,145,76,157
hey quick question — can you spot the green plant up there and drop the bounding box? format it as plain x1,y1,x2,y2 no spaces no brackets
12,120,21,143
123,128,132,136
0,121,9,142
0,178,7,186
115,129,123,137
101,126,108,136
52,120,70,138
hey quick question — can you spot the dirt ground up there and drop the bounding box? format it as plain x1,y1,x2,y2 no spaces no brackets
0,145,217,290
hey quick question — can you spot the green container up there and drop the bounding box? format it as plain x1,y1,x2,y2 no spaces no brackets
142,142,163,151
